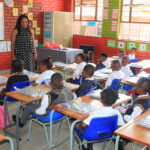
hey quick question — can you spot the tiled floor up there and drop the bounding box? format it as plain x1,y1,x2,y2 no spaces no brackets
0,69,145,150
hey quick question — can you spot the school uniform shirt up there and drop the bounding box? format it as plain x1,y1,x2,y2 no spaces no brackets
105,70,125,88
73,62,86,80
121,64,133,78
75,77,102,97
124,94,150,122
129,54,135,60
35,70,55,84
102,60,110,69
118,57,123,63
83,106,125,126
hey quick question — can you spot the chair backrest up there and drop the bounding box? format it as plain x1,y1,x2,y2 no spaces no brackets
108,79,121,91
41,79,51,85
80,44,95,54
130,58,138,63
83,115,118,141
32,109,64,123
6,81,30,101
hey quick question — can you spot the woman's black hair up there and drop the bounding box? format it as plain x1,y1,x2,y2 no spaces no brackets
41,57,53,70
100,88,119,106
11,59,24,73
15,14,31,34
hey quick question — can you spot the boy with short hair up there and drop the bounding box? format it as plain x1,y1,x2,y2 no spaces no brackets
12,73,74,127
75,64,102,97
121,56,133,78
75,88,125,150
129,47,136,60
105,60,125,88
124,77,150,122
96,53,110,70
118,50,126,63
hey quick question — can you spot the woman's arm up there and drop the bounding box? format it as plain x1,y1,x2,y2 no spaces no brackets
11,29,18,60
31,30,37,60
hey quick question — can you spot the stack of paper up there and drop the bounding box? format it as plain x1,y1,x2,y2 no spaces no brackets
130,60,150,69
125,77,139,84
23,70,40,78
98,68,112,74
0,75,8,83
16,86,47,98
138,115,150,128
59,100,95,114
94,70,109,78
54,62,77,70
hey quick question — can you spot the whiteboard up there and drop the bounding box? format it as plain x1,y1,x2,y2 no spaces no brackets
0,2,4,40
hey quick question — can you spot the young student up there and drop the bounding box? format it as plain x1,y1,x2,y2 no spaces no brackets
35,57,55,85
75,64,103,97
118,50,126,63
12,73,75,127
124,77,150,122
105,60,125,88
75,88,125,149
0,59,29,100
129,47,136,60
121,56,133,78
96,53,110,70
73,53,86,80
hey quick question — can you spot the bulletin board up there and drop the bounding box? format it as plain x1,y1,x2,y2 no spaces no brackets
0,2,4,40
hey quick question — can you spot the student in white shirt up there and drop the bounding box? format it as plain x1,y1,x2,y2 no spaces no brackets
128,47,136,60
124,77,150,122
73,53,86,79
96,53,110,70
118,50,126,63
105,60,125,88
75,88,125,149
35,57,55,85
121,56,133,78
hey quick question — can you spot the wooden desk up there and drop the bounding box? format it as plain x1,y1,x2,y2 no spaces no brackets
115,110,150,150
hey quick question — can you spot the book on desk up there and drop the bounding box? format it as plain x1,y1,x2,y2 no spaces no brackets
138,115,150,129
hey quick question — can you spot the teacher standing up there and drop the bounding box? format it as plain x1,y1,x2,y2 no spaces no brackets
11,14,37,71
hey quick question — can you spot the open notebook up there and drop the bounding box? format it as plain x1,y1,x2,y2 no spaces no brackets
59,100,96,114
53,62,78,70
23,70,40,78
87,89,131,103
138,115,150,128
15,86,48,98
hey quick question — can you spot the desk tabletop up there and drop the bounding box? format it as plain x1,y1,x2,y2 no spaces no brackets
0,134,6,141
51,95,131,120
115,110,150,146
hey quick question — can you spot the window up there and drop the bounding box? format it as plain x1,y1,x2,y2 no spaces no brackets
120,0,150,41
74,0,103,37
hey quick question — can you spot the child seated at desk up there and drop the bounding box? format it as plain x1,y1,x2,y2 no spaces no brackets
75,64,103,97
0,59,29,105
75,88,125,149
121,56,133,78
96,53,110,70
105,60,125,88
118,50,126,63
124,77,150,122
12,73,74,127
67,53,86,84
128,47,136,60
34,57,55,85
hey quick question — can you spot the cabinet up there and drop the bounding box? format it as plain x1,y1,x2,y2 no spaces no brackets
44,11,73,47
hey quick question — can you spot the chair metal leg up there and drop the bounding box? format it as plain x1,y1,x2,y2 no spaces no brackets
27,119,33,141
103,140,112,150
115,135,120,150
43,124,50,145
131,142,135,150
6,136,15,150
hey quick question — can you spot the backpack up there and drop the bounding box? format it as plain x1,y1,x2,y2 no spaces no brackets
0,106,9,129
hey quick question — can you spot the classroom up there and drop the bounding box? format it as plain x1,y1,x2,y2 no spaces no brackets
0,0,150,150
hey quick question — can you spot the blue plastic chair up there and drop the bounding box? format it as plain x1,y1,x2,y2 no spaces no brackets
129,58,138,63
6,80,30,102
108,79,121,91
27,109,70,147
41,79,51,85
74,115,118,150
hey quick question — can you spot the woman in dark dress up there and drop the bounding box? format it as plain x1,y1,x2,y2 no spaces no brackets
11,14,37,71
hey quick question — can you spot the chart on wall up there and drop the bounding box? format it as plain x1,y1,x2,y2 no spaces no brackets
0,2,4,40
